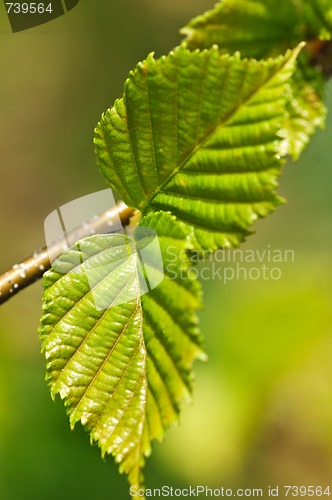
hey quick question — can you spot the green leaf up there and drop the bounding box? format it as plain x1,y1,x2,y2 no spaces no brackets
282,77,326,160
95,45,301,251
301,0,332,39
180,0,330,159
39,211,205,493
181,0,300,59
180,0,332,55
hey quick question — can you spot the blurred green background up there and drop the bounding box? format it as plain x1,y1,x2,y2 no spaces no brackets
0,1,331,498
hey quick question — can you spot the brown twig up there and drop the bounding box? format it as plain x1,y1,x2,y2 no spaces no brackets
0,202,135,306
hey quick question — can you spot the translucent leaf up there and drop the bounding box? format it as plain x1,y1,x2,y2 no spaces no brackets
95,45,301,251
39,211,205,493
180,0,330,158
282,77,326,159
180,0,332,55
181,0,299,59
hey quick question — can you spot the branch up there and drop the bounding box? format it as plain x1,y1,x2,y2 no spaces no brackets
0,202,135,306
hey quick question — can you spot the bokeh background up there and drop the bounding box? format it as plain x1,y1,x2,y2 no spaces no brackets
0,1,331,498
